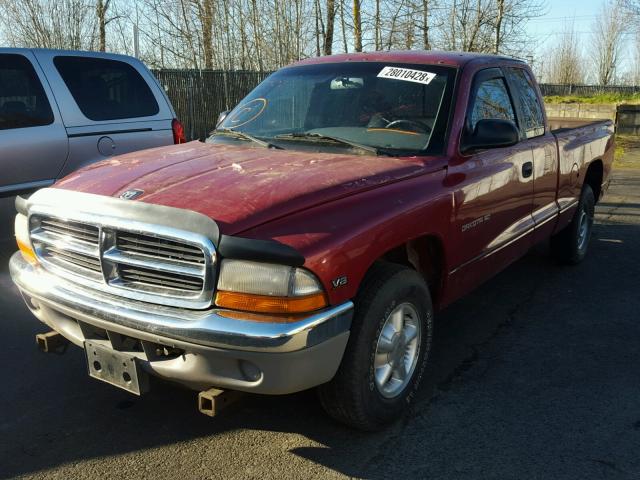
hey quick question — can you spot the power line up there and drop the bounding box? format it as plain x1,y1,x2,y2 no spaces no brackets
527,30,637,36
528,15,599,22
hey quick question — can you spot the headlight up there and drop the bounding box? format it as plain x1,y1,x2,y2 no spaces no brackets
15,214,37,265
215,259,327,314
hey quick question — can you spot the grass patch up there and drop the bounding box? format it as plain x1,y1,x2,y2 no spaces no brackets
544,93,640,105
614,134,640,169
615,141,625,161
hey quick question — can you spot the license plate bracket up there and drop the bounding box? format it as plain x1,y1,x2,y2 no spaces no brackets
84,341,148,395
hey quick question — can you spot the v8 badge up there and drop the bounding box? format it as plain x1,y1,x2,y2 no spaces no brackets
332,275,348,289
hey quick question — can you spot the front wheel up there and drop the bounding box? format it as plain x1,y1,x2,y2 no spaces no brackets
550,184,595,265
318,262,434,431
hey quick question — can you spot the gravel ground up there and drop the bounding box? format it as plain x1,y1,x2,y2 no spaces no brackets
0,170,639,480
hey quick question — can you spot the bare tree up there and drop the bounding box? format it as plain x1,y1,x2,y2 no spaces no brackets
436,0,494,52
421,0,431,49
0,0,550,70
0,0,98,50
591,0,628,85
494,0,504,54
194,0,214,68
493,0,545,55
314,0,325,56
324,0,336,55
632,27,640,85
434,0,543,55
339,0,349,52
374,0,382,49
96,0,109,51
546,21,584,84
95,0,125,52
353,0,362,51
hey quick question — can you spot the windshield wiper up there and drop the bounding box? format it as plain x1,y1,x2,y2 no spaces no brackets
275,132,383,155
214,128,284,150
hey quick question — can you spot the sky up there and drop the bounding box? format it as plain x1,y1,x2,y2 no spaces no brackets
524,0,637,82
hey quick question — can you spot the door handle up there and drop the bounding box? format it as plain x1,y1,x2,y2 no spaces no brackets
522,161,533,178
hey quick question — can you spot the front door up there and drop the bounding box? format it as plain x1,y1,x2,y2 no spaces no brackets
446,68,535,300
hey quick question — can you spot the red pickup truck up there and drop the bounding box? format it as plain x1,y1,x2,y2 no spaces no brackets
10,51,614,430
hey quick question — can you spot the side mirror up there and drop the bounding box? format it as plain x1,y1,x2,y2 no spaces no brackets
217,110,230,127
462,119,519,153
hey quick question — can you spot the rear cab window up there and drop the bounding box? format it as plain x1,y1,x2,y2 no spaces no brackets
54,56,159,121
0,54,54,130
506,67,545,138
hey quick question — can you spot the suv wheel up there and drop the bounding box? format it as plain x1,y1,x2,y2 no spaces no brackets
318,262,434,431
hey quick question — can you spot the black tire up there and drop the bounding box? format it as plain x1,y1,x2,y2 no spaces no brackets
550,184,595,265
318,262,434,431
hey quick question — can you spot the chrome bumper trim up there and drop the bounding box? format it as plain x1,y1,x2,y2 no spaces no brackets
10,252,353,353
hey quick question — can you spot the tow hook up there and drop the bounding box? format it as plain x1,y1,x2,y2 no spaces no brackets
198,388,243,417
35,331,69,354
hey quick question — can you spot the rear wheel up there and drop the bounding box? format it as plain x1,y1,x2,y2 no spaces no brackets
318,262,434,431
550,184,595,265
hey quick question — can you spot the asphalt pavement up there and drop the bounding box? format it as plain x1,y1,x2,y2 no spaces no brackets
0,170,639,479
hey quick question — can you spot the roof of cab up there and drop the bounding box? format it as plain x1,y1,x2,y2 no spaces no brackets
291,50,524,69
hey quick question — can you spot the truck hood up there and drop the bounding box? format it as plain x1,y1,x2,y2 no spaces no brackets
55,141,432,235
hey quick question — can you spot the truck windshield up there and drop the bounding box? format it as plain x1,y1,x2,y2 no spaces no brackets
212,62,456,155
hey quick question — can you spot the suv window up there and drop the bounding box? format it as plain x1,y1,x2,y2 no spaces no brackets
470,77,516,130
0,54,54,131
508,68,545,138
54,56,159,121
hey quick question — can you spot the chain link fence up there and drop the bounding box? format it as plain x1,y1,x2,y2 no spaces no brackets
539,83,640,97
152,69,640,141
153,69,271,141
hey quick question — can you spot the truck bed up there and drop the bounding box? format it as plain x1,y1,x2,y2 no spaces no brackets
548,117,612,135
547,116,615,233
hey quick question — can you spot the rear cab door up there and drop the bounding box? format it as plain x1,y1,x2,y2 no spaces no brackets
32,51,176,178
503,66,560,243
0,49,68,195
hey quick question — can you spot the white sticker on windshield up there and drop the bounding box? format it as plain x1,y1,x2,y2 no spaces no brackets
377,66,436,85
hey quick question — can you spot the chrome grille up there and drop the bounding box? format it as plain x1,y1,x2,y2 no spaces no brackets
119,265,204,292
116,231,205,265
40,218,99,244
44,245,102,273
30,214,214,308
31,217,102,279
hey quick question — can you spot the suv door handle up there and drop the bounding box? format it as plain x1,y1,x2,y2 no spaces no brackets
522,161,533,178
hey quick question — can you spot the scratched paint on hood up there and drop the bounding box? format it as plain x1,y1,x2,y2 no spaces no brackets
55,141,432,235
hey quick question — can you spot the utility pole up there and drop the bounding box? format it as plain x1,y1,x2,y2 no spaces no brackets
133,23,139,58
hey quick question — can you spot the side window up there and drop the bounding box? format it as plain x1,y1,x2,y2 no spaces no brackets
54,56,159,121
470,77,516,130
0,54,54,131
508,68,545,138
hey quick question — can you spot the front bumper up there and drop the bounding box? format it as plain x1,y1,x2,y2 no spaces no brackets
9,252,353,394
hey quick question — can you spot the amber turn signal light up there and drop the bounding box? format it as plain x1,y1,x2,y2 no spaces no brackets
215,290,327,315
17,239,37,265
